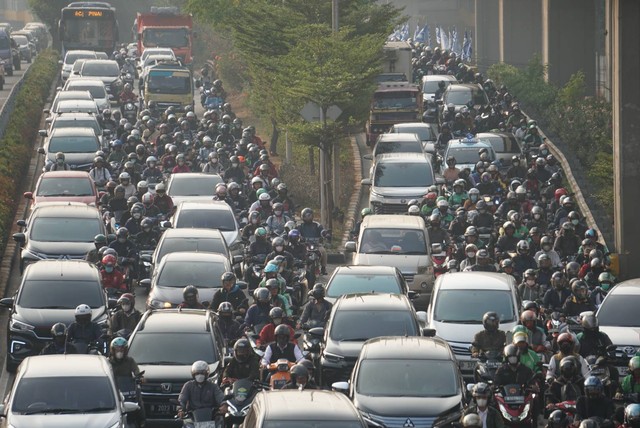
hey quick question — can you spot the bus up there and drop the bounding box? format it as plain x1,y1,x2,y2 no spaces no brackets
59,2,118,55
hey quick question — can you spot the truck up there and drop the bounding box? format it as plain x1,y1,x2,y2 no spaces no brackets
135,7,193,66
380,40,413,84
142,60,194,116
365,82,422,146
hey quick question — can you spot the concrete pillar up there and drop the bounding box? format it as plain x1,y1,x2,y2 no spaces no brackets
502,0,543,68
545,0,596,93
474,0,500,71
612,0,640,278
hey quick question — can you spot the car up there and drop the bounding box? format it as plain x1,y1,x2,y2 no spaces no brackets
140,54,177,81
48,90,94,115
427,272,520,377
364,133,428,179
59,50,97,81
50,99,99,117
77,59,123,97
241,390,368,427
476,132,524,170
0,260,110,371
165,172,224,205
63,78,111,112
167,201,242,256
38,127,100,172
127,309,226,423
421,74,458,105
43,112,109,149
361,152,439,215
335,336,467,428
0,354,138,426
95,51,109,60
66,58,88,82
324,265,416,305
441,83,490,113
13,202,107,272
24,170,99,207
144,251,234,309
441,138,497,174
345,214,434,309
139,47,176,65
10,33,32,62
388,122,438,153
597,279,640,376
318,293,427,386
12,30,37,57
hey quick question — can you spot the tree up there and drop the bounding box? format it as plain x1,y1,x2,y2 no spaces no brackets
28,0,68,47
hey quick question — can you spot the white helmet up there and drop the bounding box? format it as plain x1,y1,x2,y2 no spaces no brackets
119,172,130,181
191,360,209,377
75,304,92,316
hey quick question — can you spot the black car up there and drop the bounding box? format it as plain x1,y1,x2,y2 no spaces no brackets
127,309,226,423
334,336,467,428
324,265,418,305
318,293,426,386
0,260,110,372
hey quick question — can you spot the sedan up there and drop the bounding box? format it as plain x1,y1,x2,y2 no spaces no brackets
166,172,224,205
388,122,438,153
325,265,416,305
24,171,99,207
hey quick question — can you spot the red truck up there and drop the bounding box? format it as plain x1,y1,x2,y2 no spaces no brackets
135,7,194,66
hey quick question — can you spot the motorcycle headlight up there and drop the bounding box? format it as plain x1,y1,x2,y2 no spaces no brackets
10,319,35,332
323,351,344,364
498,403,511,420
518,403,531,421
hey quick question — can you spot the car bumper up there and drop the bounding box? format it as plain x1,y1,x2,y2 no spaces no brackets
320,357,357,386
6,332,47,369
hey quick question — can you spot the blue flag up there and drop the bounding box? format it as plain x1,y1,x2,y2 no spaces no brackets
413,22,421,41
400,23,410,41
435,26,441,46
415,25,426,43
451,27,459,55
464,31,473,60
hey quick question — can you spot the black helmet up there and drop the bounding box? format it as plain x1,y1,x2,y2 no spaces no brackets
565,261,581,278
560,356,579,378
217,301,233,317
581,313,599,331
233,338,252,363
254,287,270,304
482,312,499,331
269,306,284,321
289,364,309,384
274,324,290,338
310,283,325,299
116,227,129,240
504,344,519,363
301,207,313,221
548,410,569,428
221,271,236,284
51,322,67,338
183,285,199,300
472,382,491,398
584,376,604,398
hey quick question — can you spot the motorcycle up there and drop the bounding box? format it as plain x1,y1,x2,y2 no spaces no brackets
224,379,264,428
305,241,321,285
176,407,224,428
473,349,503,384
263,359,295,390
585,345,619,397
302,322,324,377
494,382,538,427
431,243,450,277
115,371,144,427
122,101,138,123
243,253,267,291
138,249,154,285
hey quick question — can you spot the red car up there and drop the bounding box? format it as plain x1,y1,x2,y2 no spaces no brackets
25,171,100,207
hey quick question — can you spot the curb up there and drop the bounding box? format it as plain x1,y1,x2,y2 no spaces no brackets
340,133,364,249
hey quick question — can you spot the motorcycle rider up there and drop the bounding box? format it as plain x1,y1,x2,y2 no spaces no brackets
575,376,616,423
616,357,640,400
141,156,162,184
89,156,111,188
85,234,108,264
217,302,243,342
590,272,615,307
261,324,304,367
427,213,451,248
133,217,160,249
512,331,542,373
469,249,498,272
442,156,460,184
109,337,146,426
507,155,528,179
518,270,543,303
512,240,538,282
297,208,328,275
224,155,246,183
178,360,228,419
563,280,597,317
244,288,273,332
153,183,174,216
448,179,469,208
547,333,590,381
109,293,142,337
119,83,137,105
494,344,537,389
178,285,207,309
496,222,519,253
471,312,507,358
40,323,77,355
283,364,318,390
67,304,104,352
520,309,550,353
249,227,272,259
546,356,585,409
202,152,225,175
263,277,291,317
222,338,261,384
265,203,292,236
460,244,478,271
543,272,571,313
298,283,333,329
211,272,248,316
257,307,295,348
99,254,127,292
576,312,613,358
461,382,505,428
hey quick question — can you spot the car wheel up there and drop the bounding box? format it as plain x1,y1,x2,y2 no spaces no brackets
6,358,17,373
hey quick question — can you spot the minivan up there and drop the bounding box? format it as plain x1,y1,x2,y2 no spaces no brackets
0,31,16,75
345,214,434,309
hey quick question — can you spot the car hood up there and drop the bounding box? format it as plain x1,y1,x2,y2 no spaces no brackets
149,286,219,307
140,361,220,383
85,75,119,86
599,325,640,345
371,186,431,198
33,195,96,206
325,340,367,359
431,320,484,343
16,307,106,328
25,240,94,258
355,393,462,417
353,253,426,273
9,412,119,428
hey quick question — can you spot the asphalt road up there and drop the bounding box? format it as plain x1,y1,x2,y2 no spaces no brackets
0,60,32,107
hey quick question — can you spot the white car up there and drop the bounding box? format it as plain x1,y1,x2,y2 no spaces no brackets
63,78,111,112
140,54,177,81
139,47,175,67
59,50,96,81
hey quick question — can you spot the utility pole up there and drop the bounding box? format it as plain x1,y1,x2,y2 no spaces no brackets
330,0,340,211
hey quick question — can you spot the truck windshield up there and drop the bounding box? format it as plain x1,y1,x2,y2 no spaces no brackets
143,28,189,48
147,72,191,94
373,91,417,109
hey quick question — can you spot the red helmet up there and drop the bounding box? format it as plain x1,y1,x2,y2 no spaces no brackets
557,332,574,346
101,254,117,266
554,188,568,202
425,192,438,201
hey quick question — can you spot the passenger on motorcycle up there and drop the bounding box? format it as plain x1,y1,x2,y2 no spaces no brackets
133,217,159,249
100,254,127,292
85,234,108,264
211,272,248,316
67,304,104,352
178,285,207,309
109,293,142,337
123,203,145,236
576,313,613,359
512,332,542,373
499,258,519,282
520,310,549,353
272,183,296,217
217,302,243,342
244,288,273,332
250,191,274,221
110,227,138,264
40,323,77,355
172,153,191,174
461,382,505,428
283,364,318,390
258,307,295,348
590,272,615,307
512,240,537,280
178,360,228,419
563,281,596,317
261,324,304,367
494,344,537,389
616,357,640,399
547,333,590,381
263,278,291,317
153,183,174,216
428,213,451,248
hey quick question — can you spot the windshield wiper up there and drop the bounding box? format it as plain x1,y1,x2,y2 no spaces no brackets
365,250,393,254
437,319,480,324
340,338,370,342
400,251,427,255
138,361,184,365
76,406,115,413
32,305,72,309
44,193,75,197
24,408,79,415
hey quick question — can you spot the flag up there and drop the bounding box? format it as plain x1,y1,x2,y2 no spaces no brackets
426,24,431,47
435,26,441,46
440,27,449,50
415,25,427,43
464,31,473,60
413,22,421,41
451,27,459,55
388,25,401,41
462,31,469,61
400,23,410,41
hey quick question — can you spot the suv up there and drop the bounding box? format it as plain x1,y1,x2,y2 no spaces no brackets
127,309,226,423
345,214,434,309
362,152,439,214
427,272,520,377
0,355,137,426
13,202,106,272
38,127,100,172
336,336,467,427
0,260,110,371
441,83,489,113
441,138,496,175
318,293,427,386
59,49,97,81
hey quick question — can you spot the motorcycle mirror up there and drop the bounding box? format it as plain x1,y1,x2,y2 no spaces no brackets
223,355,233,366
139,278,151,288
236,280,248,290
107,298,118,309
466,383,475,392
308,327,325,337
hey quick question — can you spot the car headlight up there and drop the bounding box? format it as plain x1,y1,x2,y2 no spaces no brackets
10,319,35,332
150,299,172,309
434,410,462,427
323,351,344,364
23,248,47,261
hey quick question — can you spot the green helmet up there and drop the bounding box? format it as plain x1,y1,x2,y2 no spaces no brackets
256,188,268,198
254,227,267,237
361,208,371,218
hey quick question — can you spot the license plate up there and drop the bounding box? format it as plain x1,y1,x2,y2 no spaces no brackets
149,403,175,416
486,361,501,368
459,360,476,371
195,423,217,428
504,395,525,403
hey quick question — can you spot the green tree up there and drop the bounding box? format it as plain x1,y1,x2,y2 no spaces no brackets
28,0,68,47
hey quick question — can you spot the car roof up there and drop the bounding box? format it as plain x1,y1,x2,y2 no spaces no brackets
158,251,228,264
52,113,100,123
39,171,93,179
334,292,412,311
476,132,515,139
160,228,225,240
446,83,482,91
176,200,234,211
374,152,431,163
447,139,493,149
65,50,98,56
376,133,421,143
55,90,92,99
360,336,455,360
31,202,101,218
436,272,515,290
332,265,399,276
606,279,640,295
422,74,458,82
23,259,100,281
19,354,112,378
137,309,214,333
392,122,434,129
169,172,222,182
50,127,97,137
362,214,425,229
82,59,118,67
65,78,106,87
56,99,98,109
258,390,362,421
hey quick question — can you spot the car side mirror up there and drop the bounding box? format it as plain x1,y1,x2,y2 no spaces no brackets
12,233,25,244
415,311,427,324
363,154,372,160
360,178,371,186
42,108,49,114
140,253,152,263
161,221,171,229
232,255,244,265
308,327,324,337
139,278,151,288
344,241,356,253
23,191,33,200
16,219,26,227
331,381,349,394
236,280,248,290
123,401,139,413
57,60,63,65
422,328,436,337
0,297,14,308
37,147,45,155
38,129,47,137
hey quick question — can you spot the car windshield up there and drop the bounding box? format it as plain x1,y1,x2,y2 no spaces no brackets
264,423,363,428
359,228,428,255
168,176,223,196
423,79,454,93
82,62,119,77
374,162,433,187
129,332,217,365
72,60,85,73
374,141,422,157
357,359,459,397
65,52,95,65
30,217,100,242
175,208,236,231
157,260,228,288
478,135,521,154
67,84,106,99
393,126,436,141
373,91,418,109
156,238,227,262
597,295,640,327
147,72,191,95
37,177,94,197
445,88,488,106
327,274,401,297
447,147,493,164
53,118,101,135
48,136,98,153
12,376,115,414
53,95,92,112
330,310,417,341
433,289,516,323
143,28,189,48
19,280,104,309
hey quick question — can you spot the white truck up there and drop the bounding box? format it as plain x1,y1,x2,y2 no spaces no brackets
380,41,413,84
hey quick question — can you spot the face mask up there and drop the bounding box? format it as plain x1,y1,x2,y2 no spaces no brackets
526,279,536,286
560,343,572,354
115,351,124,359
118,237,126,243
251,218,258,224
572,219,579,225
600,283,611,291
105,266,114,273
211,159,218,164
508,356,518,365
273,318,282,325
57,159,64,165
121,304,131,312
275,211,282,216
470,195,478,202
476,398,488,408
513,161,520,166
467,252,476,258
133,213,141,219
149,162,156,168
542,245,552,252
195,374,206,383
275,246,284,252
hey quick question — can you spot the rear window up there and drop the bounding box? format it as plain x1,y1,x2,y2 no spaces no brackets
19,280,103,309
327,273,401,298
156,237,228,261
157,260,228,288
37,177,94,197
67,84,106,99
175,208,236,231
374,141,422,157
478,135,521,154
373,162,434,187
359,228,427,255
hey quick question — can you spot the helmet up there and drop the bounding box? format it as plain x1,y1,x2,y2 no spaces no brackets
629,356,640,372
565,261,581,278
513,332,529,345
234,338,252,363
254,227,267,238
482,311,499,331
500,258,513,269
584,376,603,398
520,310,537,324
269,306,284,321
560,356,579,378
548,410,568,428
625,404,640,428
183,285,199,300
504,344,519,360
101,254,117,267
465,226,478,237
581,313,599,331
265,278,279,290
191,360,209,378
51,322,67,338
116,227,129,240
571,280,589,299
254,287,270,303
472,382,491,398
557,332,575,354
272,236,285,249
74,303,92,317
517,240,530,254
118,293,135,308
258,192,271,202
301,207,313,221
462,414,482,428
310,283,326,299
217,301,234,316
289,364,309,384
221,271,236,284
274,324,290,338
